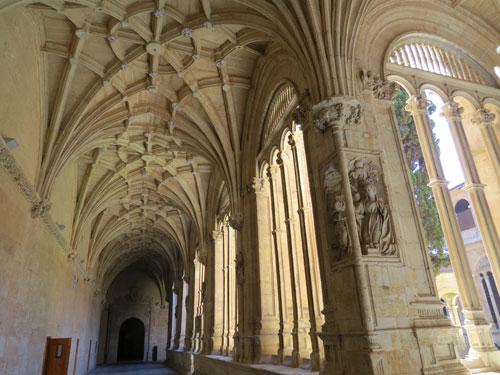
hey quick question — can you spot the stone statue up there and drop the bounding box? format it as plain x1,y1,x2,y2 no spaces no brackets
360,181,396,255
328,193,350,260
352,191,365,242
348,157,396,255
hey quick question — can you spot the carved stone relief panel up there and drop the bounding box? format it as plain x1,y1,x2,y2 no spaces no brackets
348,156,397,256
323,156,397,262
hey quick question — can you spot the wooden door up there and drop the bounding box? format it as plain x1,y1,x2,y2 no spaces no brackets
44,337,72,375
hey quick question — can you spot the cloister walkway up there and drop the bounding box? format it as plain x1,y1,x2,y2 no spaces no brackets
90,363,178,375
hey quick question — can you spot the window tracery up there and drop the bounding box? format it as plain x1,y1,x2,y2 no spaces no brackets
388,38,497,87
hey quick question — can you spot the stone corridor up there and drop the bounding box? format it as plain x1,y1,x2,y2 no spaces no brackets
90,363,177,375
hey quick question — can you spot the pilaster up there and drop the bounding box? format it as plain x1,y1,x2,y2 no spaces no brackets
301,88,469,374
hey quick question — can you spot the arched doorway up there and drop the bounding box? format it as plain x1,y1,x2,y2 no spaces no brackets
117,318,145,361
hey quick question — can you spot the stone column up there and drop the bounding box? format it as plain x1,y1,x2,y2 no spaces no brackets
407,95,500,369
267,165,294,363
210,230,225,354
471,109,500,186
249,177,282,363
301,80,469,374
184,270,194,352
178,277,189,349
442,101,500,294
173,278,183,349
169,286,178,350
288,133,322,371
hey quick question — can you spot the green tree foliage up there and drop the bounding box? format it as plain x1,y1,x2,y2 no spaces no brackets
393,88,450,274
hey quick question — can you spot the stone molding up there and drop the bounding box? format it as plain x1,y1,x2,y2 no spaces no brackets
0,138,91,282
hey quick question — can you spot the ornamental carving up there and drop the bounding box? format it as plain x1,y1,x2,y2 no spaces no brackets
405,95,432,114
471,108,496,126
31,199,51,218
360,69,398,101
229,213,244,231
441,101,464,120
292,89,311,124
348,158,396,255
313,98,362,132
244,177,266,195
323,158,397,259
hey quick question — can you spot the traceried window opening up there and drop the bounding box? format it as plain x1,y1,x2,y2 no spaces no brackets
388,42,495,86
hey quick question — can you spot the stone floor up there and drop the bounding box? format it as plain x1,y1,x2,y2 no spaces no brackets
90,362,178,375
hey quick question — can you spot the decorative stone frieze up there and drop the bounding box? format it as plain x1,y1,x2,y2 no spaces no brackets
312,96,362,132
0,137,89,281
31,199,51,218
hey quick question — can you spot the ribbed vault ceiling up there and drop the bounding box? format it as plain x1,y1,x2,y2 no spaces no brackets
2,0,499,296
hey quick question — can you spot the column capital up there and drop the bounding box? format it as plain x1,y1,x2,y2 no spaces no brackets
359,69,398,101
266,164,280,179
312,96,362,132
229,213,244,231
210,230,222,242
427,177,449,188
405,95,432,115
471,108,496,127
441,101,464,121
291,90,311,125
463,183,486,192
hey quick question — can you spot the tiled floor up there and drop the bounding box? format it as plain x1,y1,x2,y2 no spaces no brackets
90,362,178,375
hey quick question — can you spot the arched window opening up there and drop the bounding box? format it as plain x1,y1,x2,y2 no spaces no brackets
260,82,298,151
454,199,475,232
387,36,498,87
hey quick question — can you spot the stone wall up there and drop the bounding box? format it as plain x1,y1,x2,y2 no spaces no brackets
0,8,102,375
0,167,102,375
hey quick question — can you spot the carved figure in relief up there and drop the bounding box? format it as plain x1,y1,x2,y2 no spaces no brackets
361,181,395,255
353,191,365,242
348,158,396,255
328,194,350,259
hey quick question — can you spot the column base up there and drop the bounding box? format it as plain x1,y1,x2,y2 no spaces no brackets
319,326,470,375
462,320,500,371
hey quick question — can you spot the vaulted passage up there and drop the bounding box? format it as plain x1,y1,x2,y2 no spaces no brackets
1,1,500,375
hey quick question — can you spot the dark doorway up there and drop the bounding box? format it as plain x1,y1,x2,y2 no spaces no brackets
152,346,158,361
117,318,145,361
